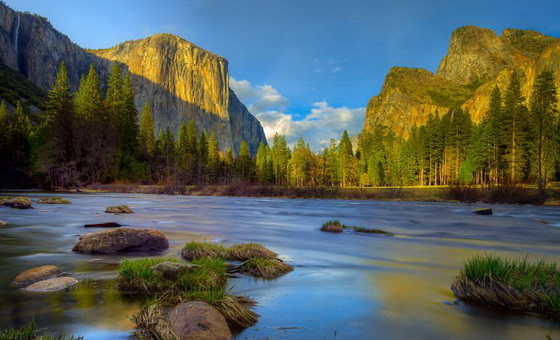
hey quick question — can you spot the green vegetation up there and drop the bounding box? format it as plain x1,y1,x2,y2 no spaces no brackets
37,197,71,204
352,226,394,236
117,257,226,295
0,319,83,340
502,29,558,57
181,241,228,260
105,205,133,214
452,254,560,317
0,61,46,110
320,220,345,233
237,258,293,279
227,243,277,261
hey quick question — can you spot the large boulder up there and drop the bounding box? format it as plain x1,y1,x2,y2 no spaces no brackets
72,228,169,254
12,265,63,286
23,277,78,292
168,301,232,340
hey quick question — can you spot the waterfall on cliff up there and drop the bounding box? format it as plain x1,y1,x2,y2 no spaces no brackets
14,13,20,61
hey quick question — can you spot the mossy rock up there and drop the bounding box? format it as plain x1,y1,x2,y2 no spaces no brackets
352,227,394,236
320,220,344,233
181,241,229,260
237,258,293,279
38,197,71,204
3,197,32,209
105,205,133,214
227,243,277,261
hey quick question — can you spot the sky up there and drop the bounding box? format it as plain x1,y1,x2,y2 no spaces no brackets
5,0,560,150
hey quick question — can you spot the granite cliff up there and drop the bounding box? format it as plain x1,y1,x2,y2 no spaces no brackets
363,26,560,137
0,3,266,153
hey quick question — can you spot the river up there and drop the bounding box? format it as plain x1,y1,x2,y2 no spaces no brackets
1,193,560,339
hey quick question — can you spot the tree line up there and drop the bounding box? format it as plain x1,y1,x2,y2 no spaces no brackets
0,64,558,193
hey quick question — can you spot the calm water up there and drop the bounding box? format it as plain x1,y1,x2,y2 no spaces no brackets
1,193,560,339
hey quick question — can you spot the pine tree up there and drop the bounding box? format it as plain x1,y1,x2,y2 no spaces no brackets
529,70,558,196
206,131,221,184
198,131,209,183
236,140,254,181
139,103,155,158
338,130,355,187
117,73,140,179
38,61,77,189
255,142,273,183
271,133,290,185
223,147,235,183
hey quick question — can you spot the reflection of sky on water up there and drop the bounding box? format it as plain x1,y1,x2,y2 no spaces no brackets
0,193,560,339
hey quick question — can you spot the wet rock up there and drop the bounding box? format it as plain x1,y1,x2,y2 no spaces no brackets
150,261,199,280
168,301,232,340
105,205,133,214
23,277,78,292
72,228,169,254
3,197,32,209
38,197,71,204
84,222,122,228
0,220,5,225
472,208,493,215
12,265,63,286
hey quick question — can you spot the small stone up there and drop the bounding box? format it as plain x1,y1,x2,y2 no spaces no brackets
168,301,232,340
23,277,78,292
12,265,63,286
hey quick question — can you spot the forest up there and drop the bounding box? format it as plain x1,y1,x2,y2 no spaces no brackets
0,63,558,195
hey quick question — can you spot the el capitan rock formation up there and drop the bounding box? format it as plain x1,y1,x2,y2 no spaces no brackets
0,3,266,153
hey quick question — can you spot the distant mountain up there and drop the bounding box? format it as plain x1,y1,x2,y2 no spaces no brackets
0,3,266,153
363,25,560,136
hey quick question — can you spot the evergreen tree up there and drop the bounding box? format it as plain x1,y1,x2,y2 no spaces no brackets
271,133,290,185
38,61,77,189
198,131,209,183
255,142,274,183
236,140,254,181
338,130,355,186
206,131,221,184
223,147,235,184
529,70,558,196
139,103,155,158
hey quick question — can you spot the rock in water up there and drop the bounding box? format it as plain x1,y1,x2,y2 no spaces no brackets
472,208,493,215
23,277,78,292
168,301,232,340
12,265,63,286
3,197,32,209
105,205,133,214
72,228,169,254
84,222,122,228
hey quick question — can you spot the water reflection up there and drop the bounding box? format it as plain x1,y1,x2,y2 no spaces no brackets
0,193,560,339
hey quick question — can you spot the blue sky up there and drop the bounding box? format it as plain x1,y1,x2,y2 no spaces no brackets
5,0,560,149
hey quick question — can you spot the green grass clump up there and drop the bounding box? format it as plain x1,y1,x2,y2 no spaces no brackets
238,258,293,279
117,257,180,294
227,243,277,261
452,254,560,318
321,219,345,233
215,295,259,330
0,319,83,340
105,205,133,214
37,197,72,204
117,257,227,295
352,226,394,236
181,241,228,260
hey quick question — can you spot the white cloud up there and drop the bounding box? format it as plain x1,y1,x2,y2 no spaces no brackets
231,78,365,151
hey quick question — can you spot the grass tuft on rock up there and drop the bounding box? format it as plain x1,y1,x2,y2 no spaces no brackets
215,295,259,330
238,258,293,279
452,254,560,318
320,219,345,233
352,226,394,236
227,243,277,261
105,205,133,214
38,197,72,204
132,302,176,340
181,241,229,260
117,257,227,295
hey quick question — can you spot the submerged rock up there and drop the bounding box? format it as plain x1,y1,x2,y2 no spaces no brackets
72,228,169,254
3,197,32,209
150,261,199,280
84,222,122,228
105,205,133,214
472,208,493,215
12,265,63,286
23,277,78,292
168,301,232,340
